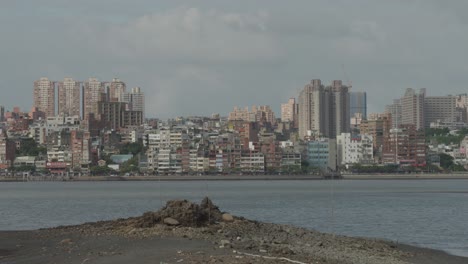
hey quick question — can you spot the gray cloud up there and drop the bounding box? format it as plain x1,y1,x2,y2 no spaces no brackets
1,1,468,117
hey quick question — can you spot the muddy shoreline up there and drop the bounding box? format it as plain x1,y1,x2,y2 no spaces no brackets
1,198,467,264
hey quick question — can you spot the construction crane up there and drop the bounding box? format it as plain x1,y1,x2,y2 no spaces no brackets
341,64,352,89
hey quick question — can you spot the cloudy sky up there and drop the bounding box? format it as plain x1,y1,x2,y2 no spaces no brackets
1,0,468,118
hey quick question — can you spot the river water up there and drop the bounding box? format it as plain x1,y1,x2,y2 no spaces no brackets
1,180,467,257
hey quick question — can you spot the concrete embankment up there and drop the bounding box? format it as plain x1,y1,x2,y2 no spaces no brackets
342,173,468,180
3,173,468,182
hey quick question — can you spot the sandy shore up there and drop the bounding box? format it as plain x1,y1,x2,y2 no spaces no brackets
1,198,467,264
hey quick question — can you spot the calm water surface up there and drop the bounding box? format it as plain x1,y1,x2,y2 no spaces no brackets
1,180,467,257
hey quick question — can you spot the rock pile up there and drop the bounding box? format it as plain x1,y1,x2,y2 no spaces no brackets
135,197,224,228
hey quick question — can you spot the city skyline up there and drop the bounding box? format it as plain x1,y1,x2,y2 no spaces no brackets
2,1,468,118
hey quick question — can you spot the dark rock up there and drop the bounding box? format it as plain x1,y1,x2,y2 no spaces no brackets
134,197,223,228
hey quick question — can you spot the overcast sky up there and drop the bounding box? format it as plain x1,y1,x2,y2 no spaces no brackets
1,0,468,118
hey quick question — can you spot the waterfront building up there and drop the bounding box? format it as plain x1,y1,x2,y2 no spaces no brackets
382,124,426,166
306,138,337,171
240,151,265,173
359,113,392,153
57,78,81,117
70,130,91,170
336,133,373,166
33,77,55,117
0,129,16,169
281,150,301,170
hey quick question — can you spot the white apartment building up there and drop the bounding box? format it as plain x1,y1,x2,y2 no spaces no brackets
240,152,265,173
336,133,374,166
189,149,208,172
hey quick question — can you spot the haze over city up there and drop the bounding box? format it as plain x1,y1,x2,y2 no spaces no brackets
2,0,468,117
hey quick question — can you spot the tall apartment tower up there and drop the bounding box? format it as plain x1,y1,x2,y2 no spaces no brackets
33,77,55,117
57,78,81,117
281,98,299,127
298,79,325,139
331,80,351,138
298,79,350,139
109,78,126,102
349,92,367,119
385,99,402,128
123,87,145,118
0,105,4,122
401,88,425,130
83,78,105,120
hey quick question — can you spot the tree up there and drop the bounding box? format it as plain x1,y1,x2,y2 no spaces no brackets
90,166,115,176
120,156,139,175
16,138,46,156
439,153,454,169
119,142,144,155
11,165,36,173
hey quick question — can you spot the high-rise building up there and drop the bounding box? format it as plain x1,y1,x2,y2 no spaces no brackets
424,96,457,128
83,78,105,120
57,78,81,117
98,101,143,130
252,105,276,125
400,88,425,130
298,79,325,139
109,78,126,102
123,87,145,118
331,80,350,137
349,92,367,119
229,107,251,121
298,79,350,139
33,77,55,117
385,99,402,128
0,105,4,122
228,105,276,124
281,98,298,127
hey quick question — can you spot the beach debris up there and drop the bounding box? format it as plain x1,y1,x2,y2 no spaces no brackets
59,238,73,245
163,218,180,226
219,240,231,248
236,250,308,264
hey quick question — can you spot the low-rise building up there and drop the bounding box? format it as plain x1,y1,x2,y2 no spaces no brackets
307,138,337,171
336,133,374,166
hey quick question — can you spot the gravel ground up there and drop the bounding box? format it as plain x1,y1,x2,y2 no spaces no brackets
1,198,467,264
